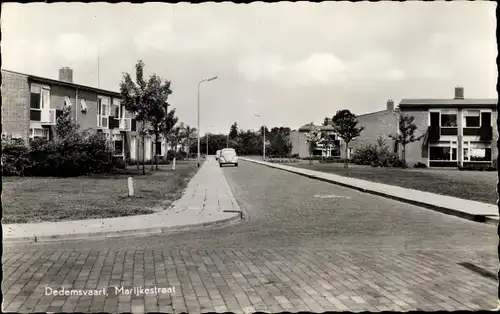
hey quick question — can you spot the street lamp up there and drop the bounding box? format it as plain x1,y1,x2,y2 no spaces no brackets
206,125,215,156
255,113,266,160
197,76,218,168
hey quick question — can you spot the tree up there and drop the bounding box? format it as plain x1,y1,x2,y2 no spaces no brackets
166,126,182,159
120,60,150,175
143,74,175,170
180,125,197,157
304,123,321,165
229,122,238,139
331,109,365,168
56,105,79,140
389,114,424,168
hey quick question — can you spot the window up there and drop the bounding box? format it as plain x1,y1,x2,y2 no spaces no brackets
30,84,41,109
429,141,457,161
464,141,491,162
112,99,121,118
80,99,87,112
463,110,480,127
440,111,458,127
98,96,110,116
114,140,124,156
29,128,48,139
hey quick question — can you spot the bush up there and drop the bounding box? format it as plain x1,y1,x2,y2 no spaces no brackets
126,157,171,165
351,142,403,168
493,158,498,170
290,153,300,159
459,163,496,171
2,133,120,177
413,162,427,168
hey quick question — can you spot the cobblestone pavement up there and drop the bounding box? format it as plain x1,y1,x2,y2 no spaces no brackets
2,160,498,312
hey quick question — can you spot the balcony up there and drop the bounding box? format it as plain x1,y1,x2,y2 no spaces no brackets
440,127,458,136
30,109,56,125
119,118,132,131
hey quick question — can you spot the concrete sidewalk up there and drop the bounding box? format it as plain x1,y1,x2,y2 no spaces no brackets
240,157,499,225
2,160,242,243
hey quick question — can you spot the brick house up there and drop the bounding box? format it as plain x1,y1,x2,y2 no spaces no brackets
399,87,498,168
348,100,399,158
1,68,168,161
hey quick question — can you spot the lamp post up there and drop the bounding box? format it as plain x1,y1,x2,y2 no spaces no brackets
197,76,218,168
255,113,266,160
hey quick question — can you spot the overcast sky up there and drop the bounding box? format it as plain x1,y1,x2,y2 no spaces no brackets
2,2,497,134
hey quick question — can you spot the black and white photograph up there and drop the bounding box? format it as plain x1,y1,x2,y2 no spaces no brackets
1,1,499,313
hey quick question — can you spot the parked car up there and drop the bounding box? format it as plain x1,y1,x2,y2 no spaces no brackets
215,150,221,160
219,148,238,167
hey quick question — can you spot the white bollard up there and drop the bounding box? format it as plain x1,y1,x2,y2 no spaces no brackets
172,158,176,171
128,177,134,197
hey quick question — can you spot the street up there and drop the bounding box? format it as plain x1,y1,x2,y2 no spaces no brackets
3,160,497,312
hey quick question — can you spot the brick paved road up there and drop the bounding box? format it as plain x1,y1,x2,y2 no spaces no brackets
3,160,498,312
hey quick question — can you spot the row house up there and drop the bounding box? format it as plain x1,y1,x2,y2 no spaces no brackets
1,67,169,161
400,86,498,168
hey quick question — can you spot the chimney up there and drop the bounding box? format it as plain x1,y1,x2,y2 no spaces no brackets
59,67,73,83
386,99,395,112
454,86,464,99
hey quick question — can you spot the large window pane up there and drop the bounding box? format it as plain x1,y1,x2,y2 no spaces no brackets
464,111,481,128
30,93,40,109
441,114,457,127
430,146,451,161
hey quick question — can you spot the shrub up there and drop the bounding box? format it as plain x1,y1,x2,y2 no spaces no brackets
290,153,300,159
493,158,498,170
413,162,427,168
459,163,496,171
114,158,127,170
351,141,403,167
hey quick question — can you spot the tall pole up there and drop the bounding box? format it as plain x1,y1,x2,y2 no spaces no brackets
263,126,266,160
196,76,218,168
197,81,201,168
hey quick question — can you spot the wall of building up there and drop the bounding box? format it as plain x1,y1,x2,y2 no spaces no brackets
290,130,310,158
1,71,30,142
398,109,429,166
349,109,399,153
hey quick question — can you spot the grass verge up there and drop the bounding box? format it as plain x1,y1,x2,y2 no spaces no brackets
291,163,497,205
2,160,201,224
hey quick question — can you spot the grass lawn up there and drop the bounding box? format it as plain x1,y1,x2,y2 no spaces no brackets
2,160,201,224
291,163,498,205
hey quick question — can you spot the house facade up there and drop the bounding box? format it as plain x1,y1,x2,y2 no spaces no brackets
348,99,399,157
1,68,169,161
399,87,498,168
290,122,342,158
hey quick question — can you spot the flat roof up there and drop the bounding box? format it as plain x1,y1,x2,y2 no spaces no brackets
2,69,122,98
400,98,497,108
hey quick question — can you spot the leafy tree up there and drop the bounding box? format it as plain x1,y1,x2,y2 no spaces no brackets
389,114,424,168
120,60,150,175
229,122,238,139
304,123,321,164
180,125,197,157
166,126,183,159
331,109,365,168
143,74,175,170
56,105,80,140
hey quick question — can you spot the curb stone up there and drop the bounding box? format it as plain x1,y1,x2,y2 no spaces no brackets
3,213,241,244
241,157,497,226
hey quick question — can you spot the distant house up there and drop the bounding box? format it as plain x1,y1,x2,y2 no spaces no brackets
399,86,497,168
290,121,342,158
